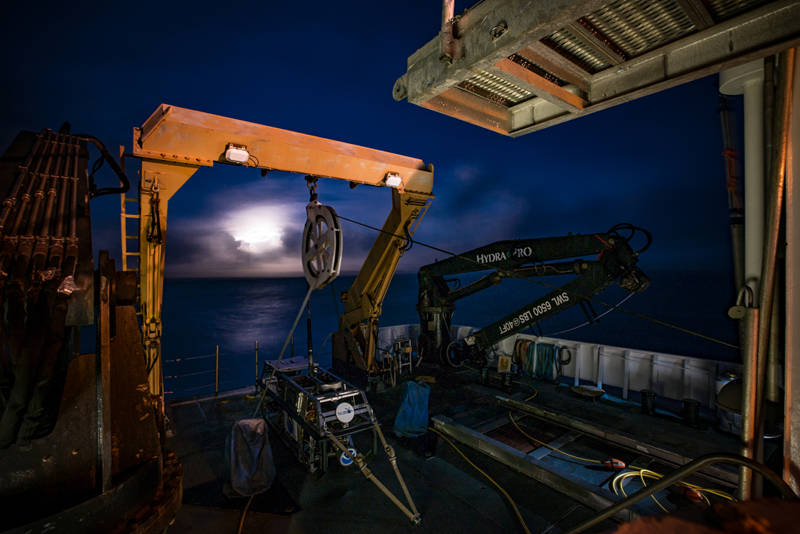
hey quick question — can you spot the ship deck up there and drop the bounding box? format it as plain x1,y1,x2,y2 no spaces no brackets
165,366,741,534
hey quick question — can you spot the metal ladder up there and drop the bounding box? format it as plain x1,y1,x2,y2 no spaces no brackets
394,338,414,376
120,193,140,272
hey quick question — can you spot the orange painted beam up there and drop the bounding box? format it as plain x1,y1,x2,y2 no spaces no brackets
419,88,510,135
518,43,591,92
495,58,586,111
133,104,433,194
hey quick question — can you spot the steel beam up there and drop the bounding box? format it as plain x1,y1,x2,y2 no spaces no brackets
566,19,626,65
784,48,800,495
134,104,433,194
431,415,635,521
419,88,511,134
674,0,715,30
494,395,739,486
397,0,800,137
400,0,611,105
495,58,586,111
518,42,592,92
511,0,800,136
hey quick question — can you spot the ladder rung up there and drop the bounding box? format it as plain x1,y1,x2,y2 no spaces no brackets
124,252,140,256
123,213,140,219
124,197,139,202
125,235,138,239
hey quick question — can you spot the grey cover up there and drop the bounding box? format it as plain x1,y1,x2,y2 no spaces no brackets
229,418,276,496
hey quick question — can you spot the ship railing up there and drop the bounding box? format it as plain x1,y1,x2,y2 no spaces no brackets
377,324,743,410
163,342,262,400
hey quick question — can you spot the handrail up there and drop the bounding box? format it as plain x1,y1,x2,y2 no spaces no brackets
565,453,798,534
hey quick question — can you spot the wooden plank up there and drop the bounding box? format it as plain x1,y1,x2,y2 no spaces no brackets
495,58,586,111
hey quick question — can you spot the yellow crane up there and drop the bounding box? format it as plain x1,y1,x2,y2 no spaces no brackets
127,104,433,398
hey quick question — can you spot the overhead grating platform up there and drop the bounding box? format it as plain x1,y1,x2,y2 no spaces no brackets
393,0,800,136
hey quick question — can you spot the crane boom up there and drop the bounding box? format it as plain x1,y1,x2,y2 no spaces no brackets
417,225,650,364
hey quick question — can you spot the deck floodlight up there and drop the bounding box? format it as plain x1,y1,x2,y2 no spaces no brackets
384,172,402,188
224,143,250,164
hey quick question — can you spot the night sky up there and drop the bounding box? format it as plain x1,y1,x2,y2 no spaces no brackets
0,1,741,280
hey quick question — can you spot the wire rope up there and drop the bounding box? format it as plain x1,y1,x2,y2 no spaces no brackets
336,215,737,350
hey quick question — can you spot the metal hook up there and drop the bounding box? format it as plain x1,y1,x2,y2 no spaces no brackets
306,175,319,202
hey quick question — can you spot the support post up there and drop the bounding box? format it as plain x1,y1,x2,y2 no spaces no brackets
255,341,259,384
215,345,220,396
720,59,766,499
739,306,760,500
97,252,113,493
720,60,765,297
784,47,800,494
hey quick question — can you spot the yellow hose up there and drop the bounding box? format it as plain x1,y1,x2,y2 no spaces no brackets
509,390,736,510
236,494,254,534
429,426,532,534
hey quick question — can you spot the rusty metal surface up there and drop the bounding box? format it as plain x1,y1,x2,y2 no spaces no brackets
134,104,433,195
2,458,162,534
0,130,93,326
432,414,638,521
396,0,800,136
111,305,161,479
0,353,98,528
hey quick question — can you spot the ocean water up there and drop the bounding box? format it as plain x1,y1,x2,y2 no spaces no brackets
161,269,739,399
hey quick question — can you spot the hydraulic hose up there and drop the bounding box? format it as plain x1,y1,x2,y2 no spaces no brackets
565,452,798,534
75,134,130,197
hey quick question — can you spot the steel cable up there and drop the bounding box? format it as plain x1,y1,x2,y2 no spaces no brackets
336,215,737,350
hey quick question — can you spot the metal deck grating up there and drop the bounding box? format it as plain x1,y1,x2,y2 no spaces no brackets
584,0,696,57
460,70,534,105
397,0,800,135
546,26,612,73
706,0,770,20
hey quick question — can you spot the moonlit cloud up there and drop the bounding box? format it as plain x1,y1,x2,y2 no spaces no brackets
224,205,288,254
163,175,397,278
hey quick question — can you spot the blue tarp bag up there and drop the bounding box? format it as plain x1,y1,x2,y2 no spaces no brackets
393,380,430,437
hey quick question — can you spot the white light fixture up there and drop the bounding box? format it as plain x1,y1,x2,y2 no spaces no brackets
224,143,250,164
384,172,402,188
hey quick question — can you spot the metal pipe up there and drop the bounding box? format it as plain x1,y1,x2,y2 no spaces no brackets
49,141,73,266
718,95,745,290
755,47,796,493
767,271,782,405
784,47,800,495
743,68,765,298
0,133,43,233
63,142,79,275
11,132,51,236
24,133,56,237
40,135,65,237
566,453,798,534
69,142,78,239
739,305,760,500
